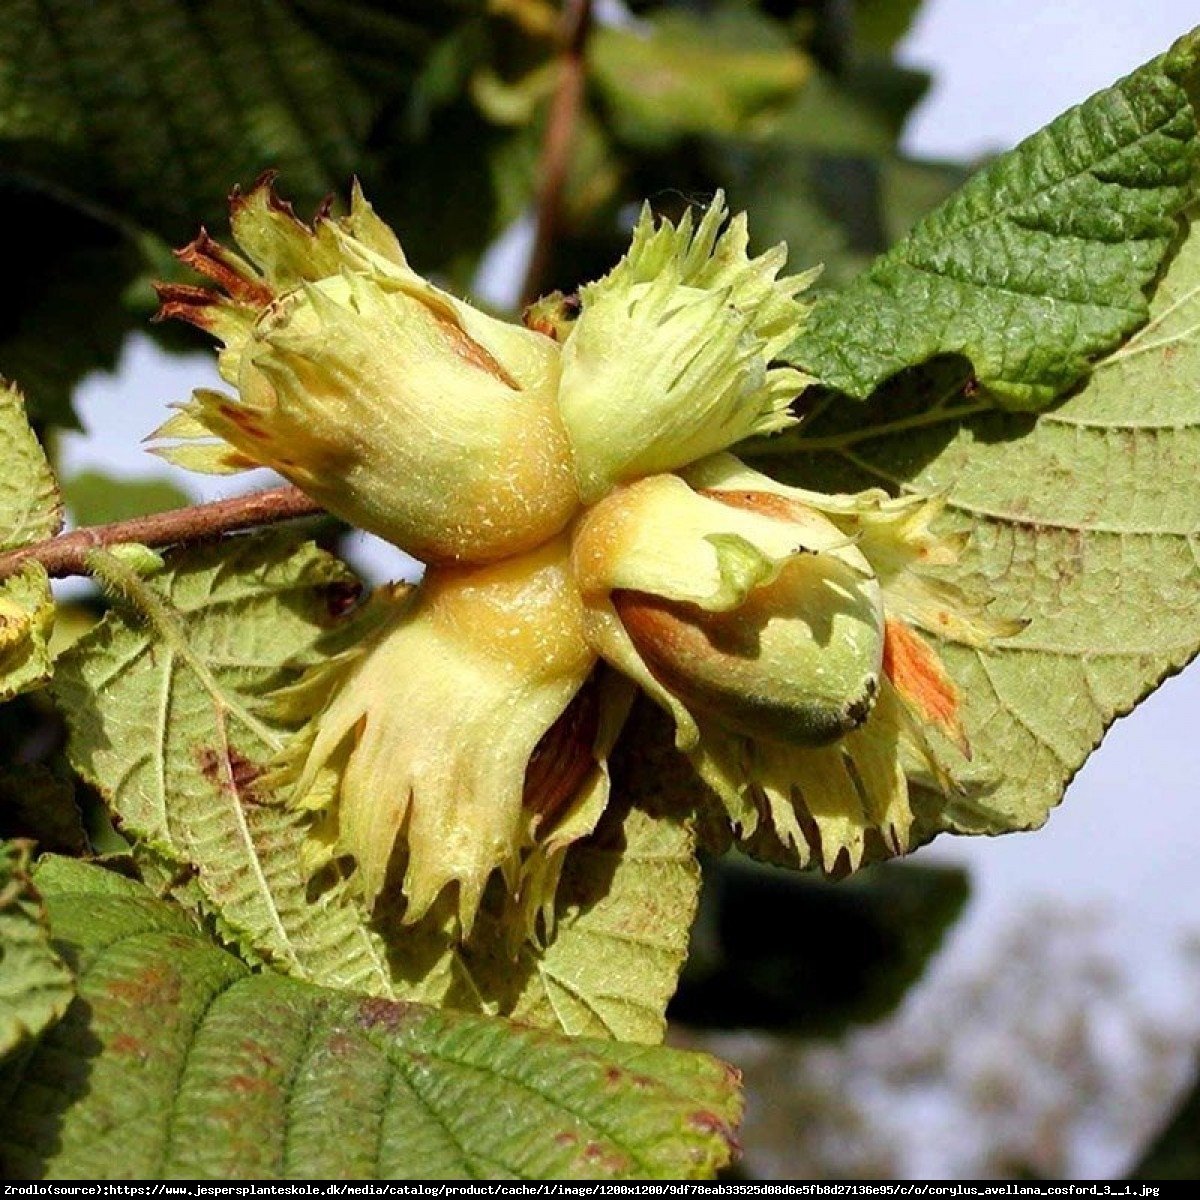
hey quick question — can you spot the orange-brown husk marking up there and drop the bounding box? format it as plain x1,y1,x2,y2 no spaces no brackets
882,617,968,755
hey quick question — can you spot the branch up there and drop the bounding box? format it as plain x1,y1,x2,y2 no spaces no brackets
0,485,325,581
520,0,593,309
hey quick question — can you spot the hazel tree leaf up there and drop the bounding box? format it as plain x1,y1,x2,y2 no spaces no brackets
500,803,699,1043
590,9,810,148
287,0,483,90
0,0,464,236
0,840,74,1059
0,4,485,425
383,798,700,1046
0,381,61,551
0,381,60,701
52,534,398,998
0,213,148,430
759,202,1200,845
0,858,742,1181
0,1,485,240
853,0,925,54
787,29,1200,409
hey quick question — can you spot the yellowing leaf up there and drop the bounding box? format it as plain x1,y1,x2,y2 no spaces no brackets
0,563,55,704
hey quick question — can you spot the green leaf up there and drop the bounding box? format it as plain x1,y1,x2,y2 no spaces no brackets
0,382,58,701
0,380,61,551
762,71,906,156
53,535,398,997
288,0,483,91
878,156,970,247
33,851,149,898
499,802,699,1042
0,2,483,236
787,30,1200,408
672,859,968,1035
759,201,1200,844
1,0,374,235
1,859,742,1181
712,145,874,289
383,798,700,1045
0,4,487,422
1131,1070,1200,1179
590,9,810,148
0,840,74,1059
63,470,190,526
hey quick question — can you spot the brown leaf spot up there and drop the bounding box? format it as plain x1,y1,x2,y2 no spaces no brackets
107,963,182,1009
109,1032,147,1057
197,746,264,802
228,1074,274,1096
240,1039,279,1070
581,1142,629,1173
601,1063,659,1093
327,1032,358,1058
356,997,421,1033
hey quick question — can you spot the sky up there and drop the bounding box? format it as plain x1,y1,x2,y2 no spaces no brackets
56,0,1200,1088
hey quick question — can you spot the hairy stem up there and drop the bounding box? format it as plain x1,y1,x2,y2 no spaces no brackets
0,485,324,581
520,0,593,309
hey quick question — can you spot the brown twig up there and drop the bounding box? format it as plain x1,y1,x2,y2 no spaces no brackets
0,485,325,581
519,0,594,309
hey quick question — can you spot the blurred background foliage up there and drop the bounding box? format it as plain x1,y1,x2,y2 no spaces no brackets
0,0,965,427
1,0,1197,1179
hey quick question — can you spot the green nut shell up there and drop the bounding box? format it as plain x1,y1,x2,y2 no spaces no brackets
614,549,885,747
